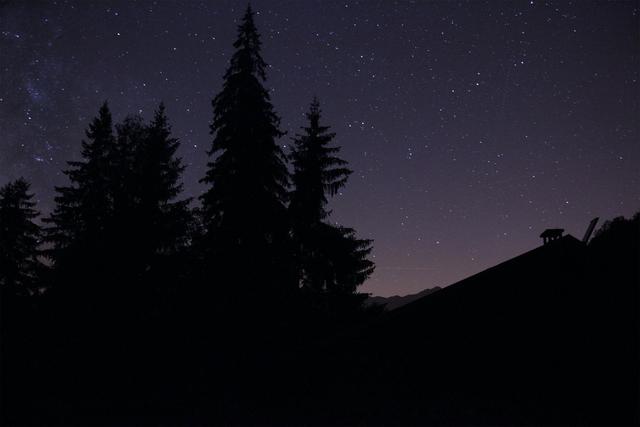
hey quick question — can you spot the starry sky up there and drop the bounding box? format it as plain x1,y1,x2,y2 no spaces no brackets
1,0,638,297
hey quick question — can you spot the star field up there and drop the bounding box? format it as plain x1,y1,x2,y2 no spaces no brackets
1,0,638,296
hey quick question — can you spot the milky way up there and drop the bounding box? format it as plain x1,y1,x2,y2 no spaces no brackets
1,1,638,296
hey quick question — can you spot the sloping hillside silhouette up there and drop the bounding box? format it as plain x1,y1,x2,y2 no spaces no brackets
258,224,639,425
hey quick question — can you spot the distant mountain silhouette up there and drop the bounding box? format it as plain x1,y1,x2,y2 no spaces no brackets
366,286,441,310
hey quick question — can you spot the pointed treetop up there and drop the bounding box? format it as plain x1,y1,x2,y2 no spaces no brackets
239,4,257,36
12,177,31,194
97,100,112,123
80,102,114,158
88,100,113,133
228,3,266,80
244,4,253,19
307,96,322,127
152,102,169,130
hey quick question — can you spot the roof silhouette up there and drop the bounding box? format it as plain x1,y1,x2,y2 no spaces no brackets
392,233,584,316
304,232,637,425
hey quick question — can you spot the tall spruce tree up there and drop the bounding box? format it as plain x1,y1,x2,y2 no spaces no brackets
107,114,147,282
200,6,292,299
290,97,351,225
290,98,374,299
98,107,191,316
45,102,115,281
114,107,191,286
0,179,44,297
136,103,190,259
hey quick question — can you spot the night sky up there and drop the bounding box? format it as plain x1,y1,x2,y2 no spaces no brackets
1,1,638,297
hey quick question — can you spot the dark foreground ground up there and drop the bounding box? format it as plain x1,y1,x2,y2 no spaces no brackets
2,229,638,426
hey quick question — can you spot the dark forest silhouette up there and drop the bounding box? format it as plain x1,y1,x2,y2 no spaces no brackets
1,6,638,426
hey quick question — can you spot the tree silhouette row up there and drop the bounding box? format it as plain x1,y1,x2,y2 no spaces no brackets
0,6,374,327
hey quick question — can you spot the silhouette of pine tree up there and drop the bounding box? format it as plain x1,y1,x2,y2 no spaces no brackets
139,103,191,258
44,102,115,290
0,178,44,297
101,114,149,302
112,106,192,315
199,5,293,302
290,97,350,225
289,98,374,310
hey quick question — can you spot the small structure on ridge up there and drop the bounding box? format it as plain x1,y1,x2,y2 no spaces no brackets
540,228,564,245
